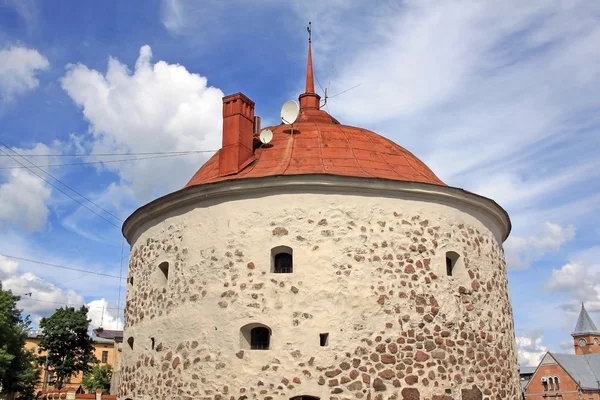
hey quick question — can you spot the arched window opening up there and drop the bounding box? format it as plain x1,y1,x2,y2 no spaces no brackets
271,246,293,273
157,261,169,286
240,323,272,350
150,337,155,350
251,327,270,350
548,378,554,391
445,251,459,277
291,396,320,400
127,336,134,350
554,377,560,391
128,276,134,286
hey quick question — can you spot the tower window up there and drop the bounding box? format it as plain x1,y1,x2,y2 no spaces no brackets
271,246,293,273
151,337,155,350
128,276,134,286
127,337,134,350
320,333,329,347
157,261,169,285
445,251,459,276
291,397,320,400
250,327,270,350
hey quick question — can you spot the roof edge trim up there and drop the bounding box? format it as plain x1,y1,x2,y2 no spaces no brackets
122,175,511,244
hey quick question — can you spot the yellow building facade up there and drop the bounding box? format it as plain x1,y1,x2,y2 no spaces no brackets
25,328,122,392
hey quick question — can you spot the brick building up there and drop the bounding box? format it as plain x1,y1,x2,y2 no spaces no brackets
525,304,600,399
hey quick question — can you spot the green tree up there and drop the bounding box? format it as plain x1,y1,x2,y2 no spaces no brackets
0,282,41,399
37,306,97,389
82,364,112,394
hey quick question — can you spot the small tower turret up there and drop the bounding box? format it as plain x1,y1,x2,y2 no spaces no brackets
572,303,600,355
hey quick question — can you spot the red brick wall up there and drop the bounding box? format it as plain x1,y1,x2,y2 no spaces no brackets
525,363,600,400
574,334,600,356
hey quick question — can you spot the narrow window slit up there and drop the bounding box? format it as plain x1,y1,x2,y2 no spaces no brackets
320,333,329,347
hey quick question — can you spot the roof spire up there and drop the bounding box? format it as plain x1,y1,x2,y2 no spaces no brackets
299,22,321,111
572,303,600,336
305,22,315,94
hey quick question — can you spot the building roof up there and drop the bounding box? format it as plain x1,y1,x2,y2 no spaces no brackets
93,328,123,341
185,42,445,189
551,352,600,390
572,303,600,336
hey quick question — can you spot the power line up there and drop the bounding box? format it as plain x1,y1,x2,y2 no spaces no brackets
0,150,217,157
0,145,121,227
0,254,127,280
0,152,204,170
15,294,123,311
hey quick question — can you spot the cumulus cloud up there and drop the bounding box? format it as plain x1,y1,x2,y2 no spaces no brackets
1,255,123,329
0,142,70,233
87,298,123,330
0,45,49,102
61,45,223,203
2,259,85,325
504,222,575,269
546,247,600,311
516,330,548,366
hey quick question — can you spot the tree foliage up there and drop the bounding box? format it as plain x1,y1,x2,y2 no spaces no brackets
37,306,97,389
82,364,112,394
0,282,41,399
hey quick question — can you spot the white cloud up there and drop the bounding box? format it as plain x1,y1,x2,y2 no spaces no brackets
61,45,223,203
0,169,51,232
87,298,123,330
504,222,575,269
516,330,548,366
4,271,84,325
545,247,600,310
0,254,124,329
0,46,49,102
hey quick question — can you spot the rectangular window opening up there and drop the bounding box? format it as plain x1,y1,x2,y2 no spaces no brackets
320,333,329,347
101,350,108,363
446,257,453,276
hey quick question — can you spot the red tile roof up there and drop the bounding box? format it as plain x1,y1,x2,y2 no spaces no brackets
185,113,444,187
185,41,444,189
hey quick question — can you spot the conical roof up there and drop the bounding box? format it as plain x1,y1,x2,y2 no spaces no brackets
572,304,600,336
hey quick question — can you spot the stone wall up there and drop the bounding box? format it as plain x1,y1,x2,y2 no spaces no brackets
119,190,519,400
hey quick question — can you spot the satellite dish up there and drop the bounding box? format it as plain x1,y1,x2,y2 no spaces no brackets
259,129,273,144
281,100,300,124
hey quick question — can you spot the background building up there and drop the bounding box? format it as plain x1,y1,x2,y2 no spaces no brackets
25,328,122,393
524,305,600,399
118,41,520,399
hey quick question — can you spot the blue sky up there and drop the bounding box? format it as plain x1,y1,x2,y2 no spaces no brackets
0,0,599,366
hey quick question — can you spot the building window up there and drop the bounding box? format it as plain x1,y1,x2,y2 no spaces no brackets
128,276,134,286
554,377,560,391
320,333,329,347
579,338,587,347
101,351,108,363
542,377,548,391
151,337,155,350
549,378,554,391
272,246,293,273
290,397,320,400
445,251,459,276
157,261,169,286
251,327,270,350
127,336,134,350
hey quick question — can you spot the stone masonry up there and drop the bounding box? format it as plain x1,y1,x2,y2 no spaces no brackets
118,189,520,400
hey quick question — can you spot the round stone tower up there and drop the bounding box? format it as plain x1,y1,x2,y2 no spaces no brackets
118,42,520,400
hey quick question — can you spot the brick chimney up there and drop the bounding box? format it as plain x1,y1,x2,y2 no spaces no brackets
219,93,255,177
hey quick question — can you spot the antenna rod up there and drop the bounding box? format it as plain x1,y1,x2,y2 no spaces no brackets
307,22,312,43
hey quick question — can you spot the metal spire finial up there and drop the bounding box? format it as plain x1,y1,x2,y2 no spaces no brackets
307,21,312,43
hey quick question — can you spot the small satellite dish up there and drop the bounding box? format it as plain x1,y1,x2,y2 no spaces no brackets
281,100,300,125
259,129,273,144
